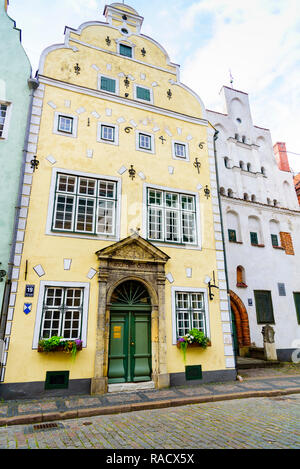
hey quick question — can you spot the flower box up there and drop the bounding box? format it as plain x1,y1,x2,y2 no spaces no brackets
38,337,82,356
176,340,211,349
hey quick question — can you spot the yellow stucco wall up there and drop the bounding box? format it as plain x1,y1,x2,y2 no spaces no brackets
4,6,228,386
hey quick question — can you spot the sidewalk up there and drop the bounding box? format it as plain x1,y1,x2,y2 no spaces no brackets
0,364,300,427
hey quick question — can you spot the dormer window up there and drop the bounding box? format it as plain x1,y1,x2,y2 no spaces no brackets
242,136,246,143
120,44,132,58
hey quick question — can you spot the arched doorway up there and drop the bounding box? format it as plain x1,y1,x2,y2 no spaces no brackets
108,280,152,384
229,290,251,355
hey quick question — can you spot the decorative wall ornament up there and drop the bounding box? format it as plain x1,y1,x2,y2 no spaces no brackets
129,165,136,180
159,136,166,144
193,158,201,174
31,155,40,172
204,185,211,199
141,48,146,57
74,63,81,75
198,142,205,149
124,126,133,133
105,36,111,46
167,89,172,100
124,76,130,88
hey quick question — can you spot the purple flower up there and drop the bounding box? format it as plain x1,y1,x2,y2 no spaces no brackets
75,339,82,346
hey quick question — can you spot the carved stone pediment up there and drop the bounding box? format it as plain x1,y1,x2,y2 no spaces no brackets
96,234,170,264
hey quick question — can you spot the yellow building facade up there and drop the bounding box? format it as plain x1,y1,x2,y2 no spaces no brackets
1,3,236,398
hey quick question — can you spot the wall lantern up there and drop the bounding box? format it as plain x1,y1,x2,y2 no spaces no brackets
205,272,219,301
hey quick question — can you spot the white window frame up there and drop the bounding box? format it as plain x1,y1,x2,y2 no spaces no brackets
98,73,119,95
172,140,190,162
136,130,155,154
0,101,12,140
97,122,119,146
32,281,90,349
133,84,154,104
171,286,210,345
53,112,78,138
46,168,122,241
142,183,202,250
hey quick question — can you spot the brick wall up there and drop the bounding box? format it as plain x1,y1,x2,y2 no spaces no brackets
280,231,295,255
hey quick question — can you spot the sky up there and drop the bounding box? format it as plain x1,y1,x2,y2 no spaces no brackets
7,0,300,172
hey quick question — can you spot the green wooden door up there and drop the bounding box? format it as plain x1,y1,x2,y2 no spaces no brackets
108,311,152,383
294,293,300,325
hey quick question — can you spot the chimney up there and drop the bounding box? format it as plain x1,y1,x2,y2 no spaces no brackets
274,142,291,172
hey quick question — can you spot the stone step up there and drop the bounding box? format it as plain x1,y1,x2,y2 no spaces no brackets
237,357,281,370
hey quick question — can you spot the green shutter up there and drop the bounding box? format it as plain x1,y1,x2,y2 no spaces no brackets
228,229,237,242
120,44,132,57
250,232,258,245
271,234,279,247
136,86,151,101
254,291,274,324
101,76,116,93
294,293,300,325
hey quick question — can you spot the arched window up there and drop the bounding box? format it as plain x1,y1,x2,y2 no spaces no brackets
269,219,280,248
242,136,246,143
248,215,263,246
239,161,245,170
220,187,225,195
235,133,239,141
251,194,256,202
243,193,249,201
228,189,233,197
247,163,251,172
267,198,271,205
261,166,266,176
237,266,247,287
273,199,278,207
227,210,241,243
224,157,229,168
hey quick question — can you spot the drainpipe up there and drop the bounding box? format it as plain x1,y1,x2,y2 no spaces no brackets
0,77,39,363
212,129,238,373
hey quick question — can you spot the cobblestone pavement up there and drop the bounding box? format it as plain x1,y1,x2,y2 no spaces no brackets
0,394,299,449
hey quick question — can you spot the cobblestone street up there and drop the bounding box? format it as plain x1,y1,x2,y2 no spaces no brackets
0,393,299,450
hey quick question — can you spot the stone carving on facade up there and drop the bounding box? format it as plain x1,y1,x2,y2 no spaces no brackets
261,324,275,344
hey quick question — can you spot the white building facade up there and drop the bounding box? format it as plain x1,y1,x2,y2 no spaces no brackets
207,86,300,361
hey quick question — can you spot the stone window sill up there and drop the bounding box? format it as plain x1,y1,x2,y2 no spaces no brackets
251,243,265,248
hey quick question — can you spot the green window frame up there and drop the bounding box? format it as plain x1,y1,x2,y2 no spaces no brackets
136,86,151,102
228,229,237,242
119,44,132,58
40,287,84,340
147,188,197,245
271,234,279,247
100,76,116,93
293,292,300,325
52,173,117,236
254,290,275,324
250,231,258,245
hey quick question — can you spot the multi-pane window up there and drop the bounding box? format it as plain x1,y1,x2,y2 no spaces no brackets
52,173,117,236
228,229,237,242
147,188,197,244
100,76,116,93
101,125,115,142
119,44,132,57
271,234,279,247
0,104,7,137
40,287,83,340
139,133,152,151
250,231,258,245
176,292,206,338
136,86,151,102
58,115,73,134
174,143,186,159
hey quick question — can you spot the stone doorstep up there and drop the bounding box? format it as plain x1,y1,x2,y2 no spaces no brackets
1,387,300,427
107,381,155,393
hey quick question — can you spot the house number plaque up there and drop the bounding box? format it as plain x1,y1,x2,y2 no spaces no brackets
113,326,121,339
